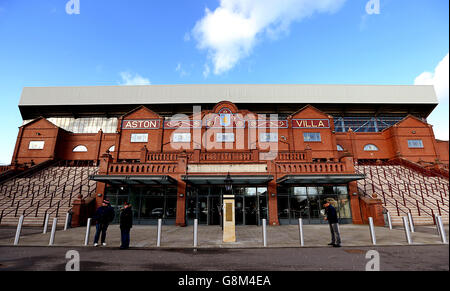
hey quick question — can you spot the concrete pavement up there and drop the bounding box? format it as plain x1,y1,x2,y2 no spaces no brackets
0,224,448,248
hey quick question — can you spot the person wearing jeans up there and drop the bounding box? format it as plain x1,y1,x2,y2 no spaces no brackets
119,202,133,250
323,201,341,247
93,200,115,246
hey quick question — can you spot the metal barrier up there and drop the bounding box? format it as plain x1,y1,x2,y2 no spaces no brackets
157,219,162,247
407,212,415,233
193,219,198,248
49,218,57,246
402,216,412,244
437,216,448,244
64,213,70,231
43,213,50,234
84,218,92,246
387,212,392,230
298,218,304,247
368,217,376,245
262,219,267,247
14,216,24,246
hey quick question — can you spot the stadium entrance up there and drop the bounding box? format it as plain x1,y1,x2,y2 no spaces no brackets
186,186,269,226
105,184,178,225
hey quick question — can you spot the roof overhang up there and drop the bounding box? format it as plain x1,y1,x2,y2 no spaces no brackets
277,174,365,185
182,175,274,185
90,175,177,185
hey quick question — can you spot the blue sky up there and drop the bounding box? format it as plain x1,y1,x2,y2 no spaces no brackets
0,0,448,164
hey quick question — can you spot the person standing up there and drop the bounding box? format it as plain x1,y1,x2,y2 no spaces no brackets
93,200,115,247
119,202,133,250
323,201,341,247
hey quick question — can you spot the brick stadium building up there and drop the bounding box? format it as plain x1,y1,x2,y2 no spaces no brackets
0,85,448,227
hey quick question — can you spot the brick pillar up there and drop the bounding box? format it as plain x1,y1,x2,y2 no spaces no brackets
305,145,312,162
268,181,279,226
140,145,148,163
95,152,112,208
348,181,363,224
359,194,385,226
176,180,187,227
71,194,85,227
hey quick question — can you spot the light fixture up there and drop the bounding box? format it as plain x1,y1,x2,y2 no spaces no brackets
224,172,233,193
97,193,102,197
179,193,184,198
271,193,276,197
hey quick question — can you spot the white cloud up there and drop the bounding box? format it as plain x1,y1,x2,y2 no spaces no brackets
192,0,347,75
415,53,449,140
203,64,211,78
119,71,151,86
175,63,189,77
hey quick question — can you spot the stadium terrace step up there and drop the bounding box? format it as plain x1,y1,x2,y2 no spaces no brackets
356,164,449,226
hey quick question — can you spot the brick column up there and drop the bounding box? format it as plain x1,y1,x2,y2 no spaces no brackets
95,152,112,208
176,181,187,226
348,181,363,224
71,194,85,227
267,180,279,226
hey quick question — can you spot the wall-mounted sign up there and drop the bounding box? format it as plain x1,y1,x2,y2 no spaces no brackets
206,107,245,128
164,120,202,129
292,119,330,129
122,120,161,130
130,134,148,143
248,120,288,128
216,133,235,142
172,133,192,143
29,141,45,150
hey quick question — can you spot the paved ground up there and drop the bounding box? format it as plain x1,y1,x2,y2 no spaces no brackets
0,245,448,271
0,224,448,248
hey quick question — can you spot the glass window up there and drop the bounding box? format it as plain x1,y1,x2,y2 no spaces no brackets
73,145,88,152
334,186,348,195
108,146,115,152
131,134,148,143
277,196,290,220
337,195,352,219
303,132,321,142
260,132,278,142
337,144,344,151
408,140,424,148
29,141,44,150
216,133,235,142
293,187,307,196
363,144,379,151
172,133,191,143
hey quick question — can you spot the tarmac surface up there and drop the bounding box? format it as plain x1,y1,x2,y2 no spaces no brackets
0,224,448,248
0,245,448,271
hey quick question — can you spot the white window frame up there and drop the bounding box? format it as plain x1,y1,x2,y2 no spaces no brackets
337,144,344,151
130,134,148,143
29,141,45,150
172,133,191,143
259,132,278,142
408,140,424,149
303,132,321,142
216,133,235,142
108,146,115,152
73,145,88,152
364,144,379,151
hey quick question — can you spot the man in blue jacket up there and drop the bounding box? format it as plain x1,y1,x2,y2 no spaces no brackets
323,200,341,247
92,200,115,247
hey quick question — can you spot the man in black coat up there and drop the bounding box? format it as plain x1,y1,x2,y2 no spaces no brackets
120,202,133,249
323,201,341,247
93,200,115,246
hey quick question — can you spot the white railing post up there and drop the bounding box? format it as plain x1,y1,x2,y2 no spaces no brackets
43,213,50,234
402,216,412,244
193,219,198,248
298,218,304,247
49,218,58,246
14,215,24,246
368,217,376,245
387,211,392,230
407,212,415,233
64,212,70,231
84,218,92,246
437,216,448,244
157,219,162,247
262,218,267,247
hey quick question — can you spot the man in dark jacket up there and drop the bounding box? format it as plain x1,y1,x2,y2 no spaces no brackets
119,202,133,250
323,201,341,247
93,200,115,246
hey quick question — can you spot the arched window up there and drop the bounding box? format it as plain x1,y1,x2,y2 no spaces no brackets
73,145,88,152
363,144,379,151
337,145,344,151
108,145,115,152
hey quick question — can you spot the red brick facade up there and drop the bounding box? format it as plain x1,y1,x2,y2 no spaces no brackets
10,102,449,226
